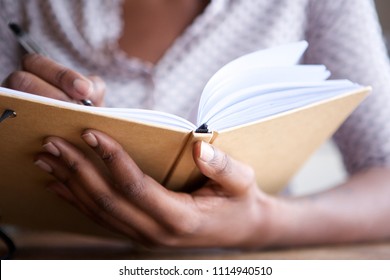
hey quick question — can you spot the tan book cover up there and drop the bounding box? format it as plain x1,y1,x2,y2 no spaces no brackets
0,87,368,236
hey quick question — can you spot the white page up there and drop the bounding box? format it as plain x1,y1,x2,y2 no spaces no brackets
205,65,329,100
211,84,355,122
198,65,330,124
91,107,196,130
200,80,354,126
207,84,361,131
198,41,309,121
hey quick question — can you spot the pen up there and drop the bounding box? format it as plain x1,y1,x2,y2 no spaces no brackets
8,22,93,106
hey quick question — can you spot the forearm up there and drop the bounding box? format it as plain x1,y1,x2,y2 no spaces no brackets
267,167,390,247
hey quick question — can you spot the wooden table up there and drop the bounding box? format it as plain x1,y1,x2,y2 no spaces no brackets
1,229,390,260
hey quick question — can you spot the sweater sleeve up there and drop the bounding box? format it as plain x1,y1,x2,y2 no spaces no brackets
304,0,390,174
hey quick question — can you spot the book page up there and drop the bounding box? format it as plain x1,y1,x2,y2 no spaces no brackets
198,65,331,125
198,41,309,122
195,41,365,131
0,86,196,131
207,82,361,131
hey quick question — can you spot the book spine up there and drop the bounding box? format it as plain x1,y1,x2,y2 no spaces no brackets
163,131,216,191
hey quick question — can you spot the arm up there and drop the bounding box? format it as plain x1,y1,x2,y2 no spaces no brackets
34,130,390,248
270,168,390,246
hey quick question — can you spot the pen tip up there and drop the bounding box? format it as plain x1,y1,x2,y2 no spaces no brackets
8,22,23,35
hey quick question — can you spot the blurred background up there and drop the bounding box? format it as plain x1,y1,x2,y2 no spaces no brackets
290,0,390,195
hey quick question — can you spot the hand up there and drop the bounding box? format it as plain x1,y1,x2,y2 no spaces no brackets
34,130,278,248
2,54,105,106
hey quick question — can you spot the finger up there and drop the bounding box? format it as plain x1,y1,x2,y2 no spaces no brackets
81,129,201,234
46,181,79,204
2,71,74,102
193,141,256,196
34,151,107,213
36,139,164,242
34,155,122,232
45,181,117,232
45,182,149,245
22,54,94,100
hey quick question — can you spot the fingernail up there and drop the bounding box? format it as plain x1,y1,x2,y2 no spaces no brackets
199,141,214,162
82,132,98,147
42,142,61,157
73,78,93,96
34,159,53,173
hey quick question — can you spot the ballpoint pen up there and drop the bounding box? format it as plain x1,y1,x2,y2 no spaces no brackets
8,22,93,106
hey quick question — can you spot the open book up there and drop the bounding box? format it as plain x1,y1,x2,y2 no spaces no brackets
0,41,369,234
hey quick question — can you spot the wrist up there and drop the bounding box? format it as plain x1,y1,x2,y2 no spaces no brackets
244,189,287,248
254,193,299,248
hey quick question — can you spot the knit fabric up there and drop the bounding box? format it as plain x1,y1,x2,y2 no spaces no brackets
1,0,390,174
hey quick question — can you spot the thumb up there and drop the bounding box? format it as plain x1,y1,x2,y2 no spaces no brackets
193,141,256,196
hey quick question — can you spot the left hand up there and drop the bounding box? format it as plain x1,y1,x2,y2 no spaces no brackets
34,130,277,248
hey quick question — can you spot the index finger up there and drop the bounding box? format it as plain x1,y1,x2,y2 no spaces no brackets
22,54,93,100
81,129,201,231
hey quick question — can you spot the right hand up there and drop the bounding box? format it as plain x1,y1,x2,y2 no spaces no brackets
35,130,278,248
2,54,106,106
